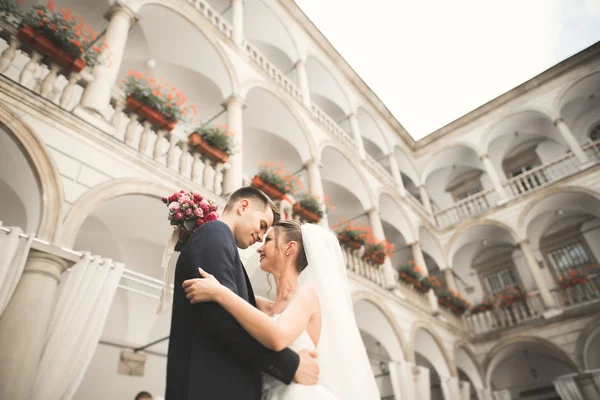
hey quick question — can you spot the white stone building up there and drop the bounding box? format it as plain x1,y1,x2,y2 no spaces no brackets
0,0,599,399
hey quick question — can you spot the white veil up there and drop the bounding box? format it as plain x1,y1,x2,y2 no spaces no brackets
299,224,380,400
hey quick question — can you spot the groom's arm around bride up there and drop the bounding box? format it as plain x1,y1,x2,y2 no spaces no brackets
166,188,318,400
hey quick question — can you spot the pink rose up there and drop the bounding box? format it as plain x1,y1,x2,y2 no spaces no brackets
194,208,204,218
205,211,218,222
201,198,210,206
168,202,180,211
199,203,209,214
180,194,191,203
195,218,205,228
173,211,184,221
185,208,193,217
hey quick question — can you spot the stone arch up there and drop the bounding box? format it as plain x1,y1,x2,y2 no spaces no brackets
352,291,411,362
483,335,580,387
446,219,521,260
318,141,377,209
555,70,600,114
575,317,600,370
59,179,174,247
128,0,240,96
411,320,456,377
454,340,485,390
376,189,416,244
482,109,556,151
421,142,483,184
305,55,353,119
417,225,448,270
356,107,392,156
241,80,317,161
0,103,63,243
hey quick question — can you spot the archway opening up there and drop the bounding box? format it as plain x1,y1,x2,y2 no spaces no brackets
414,327,452,400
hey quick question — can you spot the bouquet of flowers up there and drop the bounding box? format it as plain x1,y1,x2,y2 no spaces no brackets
162,190,219,251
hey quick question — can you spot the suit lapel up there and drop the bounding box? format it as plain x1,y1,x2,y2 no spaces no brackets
241,264,257,307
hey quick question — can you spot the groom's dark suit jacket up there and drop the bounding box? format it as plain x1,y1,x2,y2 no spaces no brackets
165,221,300,400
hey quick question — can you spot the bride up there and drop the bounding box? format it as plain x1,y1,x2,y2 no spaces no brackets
182,220,381,400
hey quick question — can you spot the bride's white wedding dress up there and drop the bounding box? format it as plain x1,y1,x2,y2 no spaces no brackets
262,314,337,400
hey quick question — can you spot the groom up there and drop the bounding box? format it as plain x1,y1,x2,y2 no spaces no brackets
166,186,319,400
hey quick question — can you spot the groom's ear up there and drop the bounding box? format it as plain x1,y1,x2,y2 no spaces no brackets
237,199,250,214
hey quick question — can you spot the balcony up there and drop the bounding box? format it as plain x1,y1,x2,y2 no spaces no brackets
463,273,600,336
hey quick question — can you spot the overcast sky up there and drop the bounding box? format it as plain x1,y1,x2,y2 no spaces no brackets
293,0,600,140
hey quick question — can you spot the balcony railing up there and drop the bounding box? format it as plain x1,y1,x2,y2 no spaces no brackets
0,23,229,197
341,246,387,287
464,274,600,335
434,188,495,228
503,152,579,197
186,0,233,39
583,139,600,162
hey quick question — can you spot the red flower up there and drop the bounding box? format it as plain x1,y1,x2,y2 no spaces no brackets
173,211,184,221
205,212,218,222
195,219,205,228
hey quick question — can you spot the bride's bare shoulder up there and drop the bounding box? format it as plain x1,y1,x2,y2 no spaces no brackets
296,284,320,310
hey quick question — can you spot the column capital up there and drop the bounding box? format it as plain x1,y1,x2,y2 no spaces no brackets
222,94,246,109
104,1,139,27
364,206,380,216
552,117,565,127
303,158,322,168
24,250,70,284
479,153,489,160
518,239,531,246
294,58,307,68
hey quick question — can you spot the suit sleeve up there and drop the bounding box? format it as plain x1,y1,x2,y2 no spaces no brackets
183,224,300,383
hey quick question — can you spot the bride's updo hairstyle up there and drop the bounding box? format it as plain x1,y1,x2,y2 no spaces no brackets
273,220,308,274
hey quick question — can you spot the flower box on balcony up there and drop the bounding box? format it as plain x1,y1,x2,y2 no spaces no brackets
437,289,471,315
363,240,393,265
555,268,589,289
17,25,87,73
497,285,528,307
292,202,321,224
126,95,177,132
471,297,496,314
188,132,230,164
251,176,286,200
337,233,363,250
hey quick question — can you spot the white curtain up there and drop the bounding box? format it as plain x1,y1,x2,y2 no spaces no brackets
493,389,511,400
388,361,404,400
460,380,471,400
553,376,583,400
0,225,33,315
416,365,430,400
30,253,125,400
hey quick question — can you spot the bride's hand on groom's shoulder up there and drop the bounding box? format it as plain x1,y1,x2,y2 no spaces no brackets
183,268,223,304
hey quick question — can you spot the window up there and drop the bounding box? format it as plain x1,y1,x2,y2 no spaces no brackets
486,268,518,294
549,242,591,274
456,184,483,201
590,123,600,142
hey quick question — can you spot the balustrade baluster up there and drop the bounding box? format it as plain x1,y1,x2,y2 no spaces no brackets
20,51,42,87
40,62,60,98
213,164,224,195
153,131,166,160
0,35,20,74
202,159,213,190
138,122,152,155
179,142,191,177
167,134,179,170
111,100,125,131
191,153,203,182
59,72,79,109
124,115,139,146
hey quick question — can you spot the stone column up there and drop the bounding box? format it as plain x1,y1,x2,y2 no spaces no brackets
480,153,509,200
519,240,560,314
0,250,69,400
295,59,312,109
367,208,397,288
222,95,245,195
304,158,328,227
554,118,591,166
387,153,406,194
78,1,138,118
444,267,458,292
418,185,434,215
411,241,439,312
347,112,366,159
231,0,244,47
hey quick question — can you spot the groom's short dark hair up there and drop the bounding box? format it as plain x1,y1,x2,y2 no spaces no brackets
224,186,281,224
